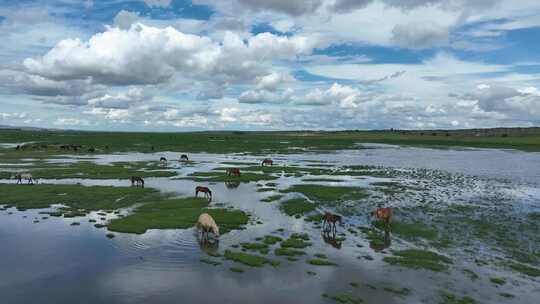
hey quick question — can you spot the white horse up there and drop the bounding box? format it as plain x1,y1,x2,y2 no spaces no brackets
196,213,220,239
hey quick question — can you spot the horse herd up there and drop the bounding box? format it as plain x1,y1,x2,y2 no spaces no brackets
10,153,394,247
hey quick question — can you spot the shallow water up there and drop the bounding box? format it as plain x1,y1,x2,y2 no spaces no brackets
1,145,540,303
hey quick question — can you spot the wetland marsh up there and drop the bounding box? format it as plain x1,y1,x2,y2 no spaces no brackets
1,130,539,304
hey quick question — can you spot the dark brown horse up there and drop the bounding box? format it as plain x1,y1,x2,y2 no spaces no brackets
195,186,212,200
226,168,241,176
371,207,392,228
130,176,145,187
261,158,273,166
322,212,343,233
322,230,342,249
180,154,189,161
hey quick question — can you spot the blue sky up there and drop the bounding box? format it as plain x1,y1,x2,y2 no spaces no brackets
0,0,540,131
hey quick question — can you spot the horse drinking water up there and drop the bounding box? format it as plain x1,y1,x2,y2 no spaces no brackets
195,186,212,200
196,213,219,239
130,176,145,188
261,158,273,166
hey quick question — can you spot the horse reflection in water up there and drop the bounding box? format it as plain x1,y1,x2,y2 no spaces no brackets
369,228,392,252
197,234,220,256
322,230,343,250
225,181,241,189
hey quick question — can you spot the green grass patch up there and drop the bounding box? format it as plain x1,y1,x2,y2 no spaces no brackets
383,287,411,296
383,249,452,272
200,258,222,266
274,248,305,256
0,183,160,211
182,171,278,182
322,293,362,304
281,235,312,249
281,184,367,206
374,220,438,240
229,267,244,273
224,250,279,267
240,242,270,254
107,197,248,234
308,259,337,266
507,262,540,277
489,277,506,285
440,292,476,304
261,195,283,203
280,198,316,216
263,235,283,245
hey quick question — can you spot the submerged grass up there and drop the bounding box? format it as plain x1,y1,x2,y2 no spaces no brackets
322,293,363,304
181,171,278,182
383,249,452,272
224,250,279,267
280,198,316,216
281,184,367,206
440,292,476,304
107,197,248,234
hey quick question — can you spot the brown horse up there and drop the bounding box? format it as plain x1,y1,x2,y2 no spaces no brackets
371,207,392,228
322,212,343,233
261,158,273,166
180,154,189,161
130,176,145,187
160,157,167,162
195,186,212,200
322,230,342,249
226,168,241,176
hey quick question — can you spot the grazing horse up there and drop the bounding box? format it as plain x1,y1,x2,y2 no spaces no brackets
130,176,145,188
195,186,212,200
14,173,35,185
261,158,273,166
371,207,392,228
196,213,220,239
180,154,189,161
322,230,342,249
160,157,167,163
226,168,241,176
322,212,343,233
225,181,241,189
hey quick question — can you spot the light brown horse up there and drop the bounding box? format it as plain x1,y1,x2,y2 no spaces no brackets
371,207,392,228
195,186,212,200
196,213,219,239
261,158,273,166
226,168,241,176
130,176,145,187
322,212,343,233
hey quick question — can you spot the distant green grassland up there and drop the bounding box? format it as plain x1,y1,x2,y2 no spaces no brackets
1,128,539,154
